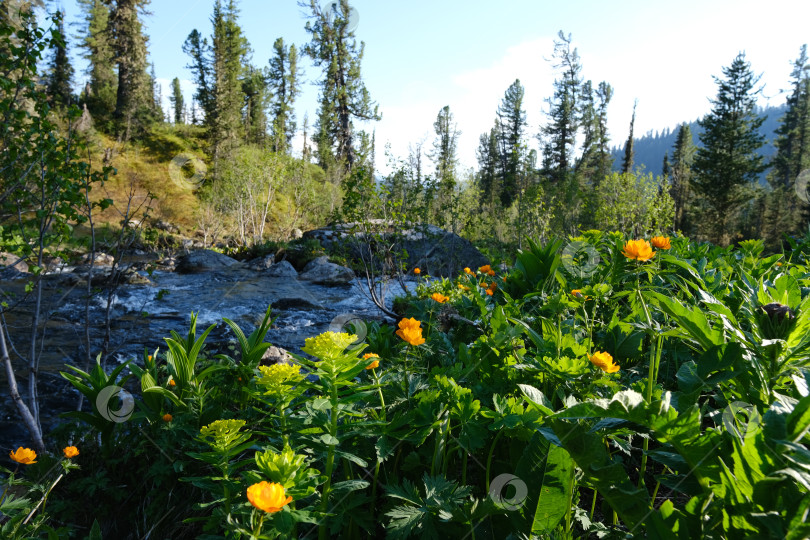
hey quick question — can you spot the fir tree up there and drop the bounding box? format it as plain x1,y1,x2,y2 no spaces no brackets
268,38,301,154
170,77,184,124
477,127,499,207
302,0,380,173
541,31,581,184
45,11,74,107
430,105,460,205
184,0,250,167
771,45,810,190
496,79,527,207
621,100,637,174
242,65,268,145
693,53,767,244
670,123,695,233
109,0,153,138
75,0,116,123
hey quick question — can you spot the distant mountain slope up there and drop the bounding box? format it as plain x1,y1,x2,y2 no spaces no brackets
610,104,787,181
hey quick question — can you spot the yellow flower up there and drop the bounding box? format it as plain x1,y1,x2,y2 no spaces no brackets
479,264,492,274
430,292,449,303
651,236,671,250
458,283,469,291
256,363,303,397
464,267,472,275
622,239,656,262
302,331,358,360
63,446,79,459
571,289,583,297
162,413,173,422
588,351,620,373
168,378,176,387
9,447,37,465
396,317,426,346
413,267,421,275
247,481,293,513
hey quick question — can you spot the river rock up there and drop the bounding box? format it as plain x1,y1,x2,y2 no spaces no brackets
176,249,241,274
265,260,298,277
291,228,303,239
303,221,488,277
154,220,180,234
271,297,323,310
298,257,354,285
247,254,275,270
261,345,293,365
80,251,115,266
0,252,29,278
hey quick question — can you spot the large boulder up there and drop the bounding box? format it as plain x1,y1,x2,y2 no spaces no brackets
298,256,354,285
303,221,488,277
176,249,241,274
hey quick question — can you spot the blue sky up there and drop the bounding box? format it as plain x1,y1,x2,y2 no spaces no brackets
58,0,810,173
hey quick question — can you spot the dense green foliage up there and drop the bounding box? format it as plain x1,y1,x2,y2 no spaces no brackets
5,234,810,538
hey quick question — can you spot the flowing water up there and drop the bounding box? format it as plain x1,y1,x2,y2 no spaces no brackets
0,263,412,444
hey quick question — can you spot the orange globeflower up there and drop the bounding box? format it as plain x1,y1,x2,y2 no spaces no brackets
9,447,37,465
487,269,496,277
396,317,426,346
485,289,494,296
488,282,497,291
413,268,421,275
622,239,656,262
63,446,79,459
464,267,473,275
588,351,620,373
458,283,470,291
430,292,449,303
479,264,492,274
168,378,176,387
162,413,173,422
364,353,380,369
651,236,671,250
571,289,583,298
247,481,293,513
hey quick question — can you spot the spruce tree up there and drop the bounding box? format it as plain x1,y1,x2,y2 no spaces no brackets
541,31,581,184
242,65,269,145
75,0,117,123
45,12,74,107
693,53,767,244
268,38,301,154
670,123,695,233
496,79,527,207
430,105,460,206
771,45,810,190
184,0,250,167
109,0,153,138
476,127,499,207
170,77,184,124
621,100,637,174
302,0,379,173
